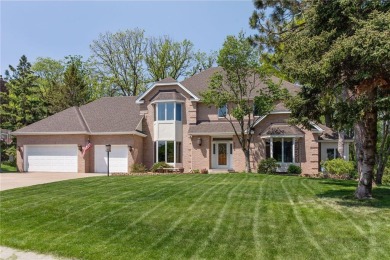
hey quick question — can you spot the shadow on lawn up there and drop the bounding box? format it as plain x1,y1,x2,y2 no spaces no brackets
316,181,390,209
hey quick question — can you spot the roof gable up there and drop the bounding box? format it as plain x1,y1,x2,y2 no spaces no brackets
136,79,199,104
80,96,143,133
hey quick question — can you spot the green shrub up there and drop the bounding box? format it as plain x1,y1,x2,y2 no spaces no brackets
192,169,200,174
2,160,16,167
201,168,208,174
323,159,354,176
130,163,147,173
382,167,390,186
287,164,302,175
257,158,278,174
150,162,172,172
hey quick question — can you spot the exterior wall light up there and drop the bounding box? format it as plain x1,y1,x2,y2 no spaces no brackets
128,145,133,151
106,144,111,177
197,137,202,146
78,145,83,151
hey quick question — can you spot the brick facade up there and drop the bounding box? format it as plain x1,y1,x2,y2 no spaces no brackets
16,82,321,174
17,134,142,173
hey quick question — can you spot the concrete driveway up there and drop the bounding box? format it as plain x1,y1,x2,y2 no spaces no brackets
0,172,103,191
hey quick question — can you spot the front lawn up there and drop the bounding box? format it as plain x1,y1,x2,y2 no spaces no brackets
0,163,17,172
0,174,389,259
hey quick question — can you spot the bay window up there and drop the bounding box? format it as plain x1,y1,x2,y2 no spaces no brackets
155,141,182,164
266,137,295,163
156,102,182,121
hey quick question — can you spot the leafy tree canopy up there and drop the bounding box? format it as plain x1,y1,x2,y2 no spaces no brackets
201,32,287,172
250,0,390,198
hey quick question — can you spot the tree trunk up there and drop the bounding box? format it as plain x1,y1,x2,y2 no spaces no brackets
244,149,251,173
337,131,345,159
376,120,389,185
376,159,385,185
355,90,377,199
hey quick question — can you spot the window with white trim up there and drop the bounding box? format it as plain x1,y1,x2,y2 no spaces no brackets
156,102,182,121
155,141,182,164
218,104,227,117
326,148,340,160
266,138,294,163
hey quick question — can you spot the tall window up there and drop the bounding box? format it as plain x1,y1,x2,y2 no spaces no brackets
273,138,283,162
327,148,340,160
156,141,182,164
218,104,227,117
156,102,182,121
176,103,182,121
268,138,294,163
253,102,261,116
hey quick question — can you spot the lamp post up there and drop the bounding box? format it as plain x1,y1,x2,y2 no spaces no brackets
106,144,111,177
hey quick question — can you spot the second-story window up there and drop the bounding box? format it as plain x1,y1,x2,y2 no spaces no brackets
156,102,182,121
218,104,227,118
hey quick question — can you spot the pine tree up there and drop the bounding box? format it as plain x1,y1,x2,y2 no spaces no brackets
1,55,45,131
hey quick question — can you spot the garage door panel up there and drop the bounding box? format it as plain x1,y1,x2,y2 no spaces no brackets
25,145,78,172
95,145,128,173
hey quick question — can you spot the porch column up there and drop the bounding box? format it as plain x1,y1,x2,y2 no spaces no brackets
270,137,273,158
292,137,296,163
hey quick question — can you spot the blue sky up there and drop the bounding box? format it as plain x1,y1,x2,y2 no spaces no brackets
1,1,256,75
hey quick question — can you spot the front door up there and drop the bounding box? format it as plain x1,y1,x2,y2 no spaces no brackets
212,141,232,169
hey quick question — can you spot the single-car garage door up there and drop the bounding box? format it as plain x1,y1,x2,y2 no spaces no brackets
25,145,78,172
94,145,128,173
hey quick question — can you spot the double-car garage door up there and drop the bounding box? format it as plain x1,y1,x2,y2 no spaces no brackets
24,144,128,173
25,145,78,172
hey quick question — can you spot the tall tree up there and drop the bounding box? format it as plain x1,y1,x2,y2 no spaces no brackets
376,98,390,184
145,36,194,81
90,28,147,96
188,51,217,76
0,55,45,131
32,57,65,115
201,32,287,173
251,0,390,198
63,56,91,107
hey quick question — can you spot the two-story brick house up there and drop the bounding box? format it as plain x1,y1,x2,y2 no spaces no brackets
13,67,350,174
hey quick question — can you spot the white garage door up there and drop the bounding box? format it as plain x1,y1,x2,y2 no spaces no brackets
94,145,128,173
25,145,78,172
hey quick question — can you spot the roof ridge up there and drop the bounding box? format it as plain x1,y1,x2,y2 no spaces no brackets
75,107,91,133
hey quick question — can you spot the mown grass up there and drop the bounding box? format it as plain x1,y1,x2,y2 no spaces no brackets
0,174,389,259
0,163,17,172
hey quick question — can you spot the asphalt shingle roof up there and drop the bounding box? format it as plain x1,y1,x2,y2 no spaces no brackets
150,92,186,102
80,96,142,133
156,77,177,84
12,107,88,133
188,121,242,134
13,96,143,134
180,67,300,98
260,123,305,136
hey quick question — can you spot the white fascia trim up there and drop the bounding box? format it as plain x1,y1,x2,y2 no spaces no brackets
150,99,186,104
269,111,291,114
13,131,147,138
90,132,147,137
253,115,268,127
318,139,354,143
252,111,292,127
261,134,304,138
309,121,324,132
12,132,88,136
136,82,200,104
136,117,143,132
189,132,236,136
